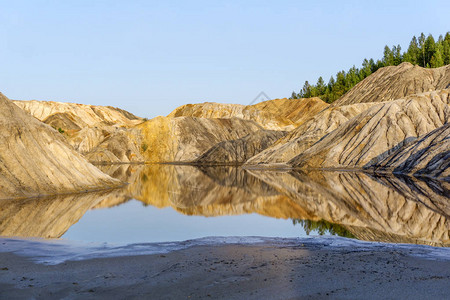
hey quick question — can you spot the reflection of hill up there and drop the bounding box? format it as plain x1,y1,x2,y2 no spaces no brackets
374,175,450,218
97,165,311,219
92,164,144,209
249,170,449,247
131,165,310,218
0,190,118,238
95,165,449,246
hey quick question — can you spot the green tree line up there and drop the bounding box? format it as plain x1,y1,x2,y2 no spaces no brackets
290,32,450,103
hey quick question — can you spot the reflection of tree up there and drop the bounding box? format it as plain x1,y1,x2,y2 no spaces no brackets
292,219,355,239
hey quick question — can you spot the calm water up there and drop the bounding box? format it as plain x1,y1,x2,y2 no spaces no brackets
1,165,448,247
62,201,314,244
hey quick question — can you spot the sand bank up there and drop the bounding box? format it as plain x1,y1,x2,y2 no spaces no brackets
0,237,449,299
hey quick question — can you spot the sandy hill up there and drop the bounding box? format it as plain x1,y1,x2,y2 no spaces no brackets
245,64,450,177
333,62,450,106
137,116,263,163
289,90,449,169
250,97,329,125
245,102,375,167
13,100,143,128
168,97,328,130
167,97,328,165
367,123,450,181
193,130,287,165
0,92,121,199
14,99,145,164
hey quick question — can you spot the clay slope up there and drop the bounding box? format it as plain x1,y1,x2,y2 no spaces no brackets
137,116,263,162
194,130,287,165
367,123,450,180
289,90,449,169
168,97,328,130
14,99,145,163
0,92,121,199
333,62,450,106
245,102,375,167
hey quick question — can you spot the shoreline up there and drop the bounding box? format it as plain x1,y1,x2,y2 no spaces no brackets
1,236,449,299
2,235,450,265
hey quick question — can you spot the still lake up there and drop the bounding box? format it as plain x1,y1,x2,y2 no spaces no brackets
1,165,448,247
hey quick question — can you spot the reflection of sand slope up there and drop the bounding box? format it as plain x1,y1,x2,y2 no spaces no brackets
92,164,144,209
249,170,449,246
99,165,311,219
0,190,117,238
375,175,450,219
98,165,449,246
133,166,303,217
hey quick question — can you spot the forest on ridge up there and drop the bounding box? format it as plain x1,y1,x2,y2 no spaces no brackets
291,32,450,103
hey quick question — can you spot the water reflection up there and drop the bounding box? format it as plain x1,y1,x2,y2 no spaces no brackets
248,169,449,247
0,190,119,238
292,219,356,239
0,165,448,246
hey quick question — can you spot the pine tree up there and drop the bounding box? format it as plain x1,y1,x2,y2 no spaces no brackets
327,76,335,89
324,76,336,103
382,45,394,66
404,36,420,65
369,58,378,73
361,58,373,78
418,33,426,67
346,66,360,89
392,45,402,65
443,33,450,64
424,34,436,67
445,32,450,42
333,71,347,99
430,42,444,67
300,81,312,98
316,76,326,96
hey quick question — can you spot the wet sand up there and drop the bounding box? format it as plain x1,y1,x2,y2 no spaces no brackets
1,243,449,299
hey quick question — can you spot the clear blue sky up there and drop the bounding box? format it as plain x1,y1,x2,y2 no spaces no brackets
1,0,449,118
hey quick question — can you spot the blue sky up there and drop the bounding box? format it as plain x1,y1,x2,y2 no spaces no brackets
1,0,449,118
